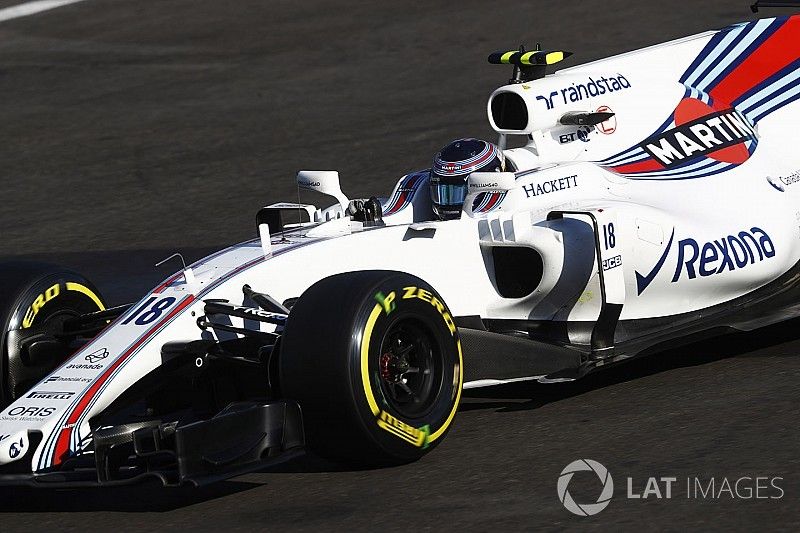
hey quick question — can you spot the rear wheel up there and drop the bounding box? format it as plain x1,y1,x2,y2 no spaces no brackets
279,270,463,465
0,261,106,407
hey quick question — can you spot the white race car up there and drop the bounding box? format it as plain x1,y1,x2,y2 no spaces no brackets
1,10,799,487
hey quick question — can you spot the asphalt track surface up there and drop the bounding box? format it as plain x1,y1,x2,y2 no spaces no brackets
0,0,798,530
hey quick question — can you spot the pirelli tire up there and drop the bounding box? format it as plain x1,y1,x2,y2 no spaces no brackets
280,270,463,465
0,261,106,407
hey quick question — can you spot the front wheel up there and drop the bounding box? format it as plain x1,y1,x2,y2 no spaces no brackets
279,271,463,465
0,261,106,407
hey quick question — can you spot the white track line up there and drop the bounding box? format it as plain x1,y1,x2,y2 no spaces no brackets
0,0,86,23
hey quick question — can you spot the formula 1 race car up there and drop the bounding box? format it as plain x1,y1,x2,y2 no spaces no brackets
1,10,800,487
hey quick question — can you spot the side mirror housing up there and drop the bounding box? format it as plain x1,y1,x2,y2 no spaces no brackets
296,170,349,211
463,172,517,218
467,172,517,194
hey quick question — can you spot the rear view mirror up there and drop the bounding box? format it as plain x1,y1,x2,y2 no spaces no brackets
467,172,517,193
297,170,349,210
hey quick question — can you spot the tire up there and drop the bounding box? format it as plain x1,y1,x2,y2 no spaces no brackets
279,270,463,465
0,261,106,407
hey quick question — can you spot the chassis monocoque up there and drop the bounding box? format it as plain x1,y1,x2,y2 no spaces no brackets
1,13,800,487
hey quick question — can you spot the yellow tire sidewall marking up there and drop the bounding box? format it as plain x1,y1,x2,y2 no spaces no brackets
22,281,105,329
361,304,383,417
65,282,105,311
360,300,463,444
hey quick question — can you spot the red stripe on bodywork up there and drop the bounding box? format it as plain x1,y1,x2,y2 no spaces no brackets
480,193,501,212
153,272,183,294
710,18,800,105
385,191,408,215
51,295,195,466
611,158,665,174
385,174,422,215
406,174,421,188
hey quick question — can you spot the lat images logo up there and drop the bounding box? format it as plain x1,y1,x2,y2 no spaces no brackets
557,459,614,516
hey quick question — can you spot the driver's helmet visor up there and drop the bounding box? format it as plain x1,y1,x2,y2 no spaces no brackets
430,175,467,206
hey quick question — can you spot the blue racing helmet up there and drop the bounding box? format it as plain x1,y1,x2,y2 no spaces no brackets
430,138,505,220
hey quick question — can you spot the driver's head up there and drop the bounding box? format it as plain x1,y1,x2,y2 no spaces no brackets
430,138,504,220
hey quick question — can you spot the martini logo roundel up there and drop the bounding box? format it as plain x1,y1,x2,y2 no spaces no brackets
642,98,757,169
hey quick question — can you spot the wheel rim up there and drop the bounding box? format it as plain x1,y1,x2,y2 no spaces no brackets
377,317,443,419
